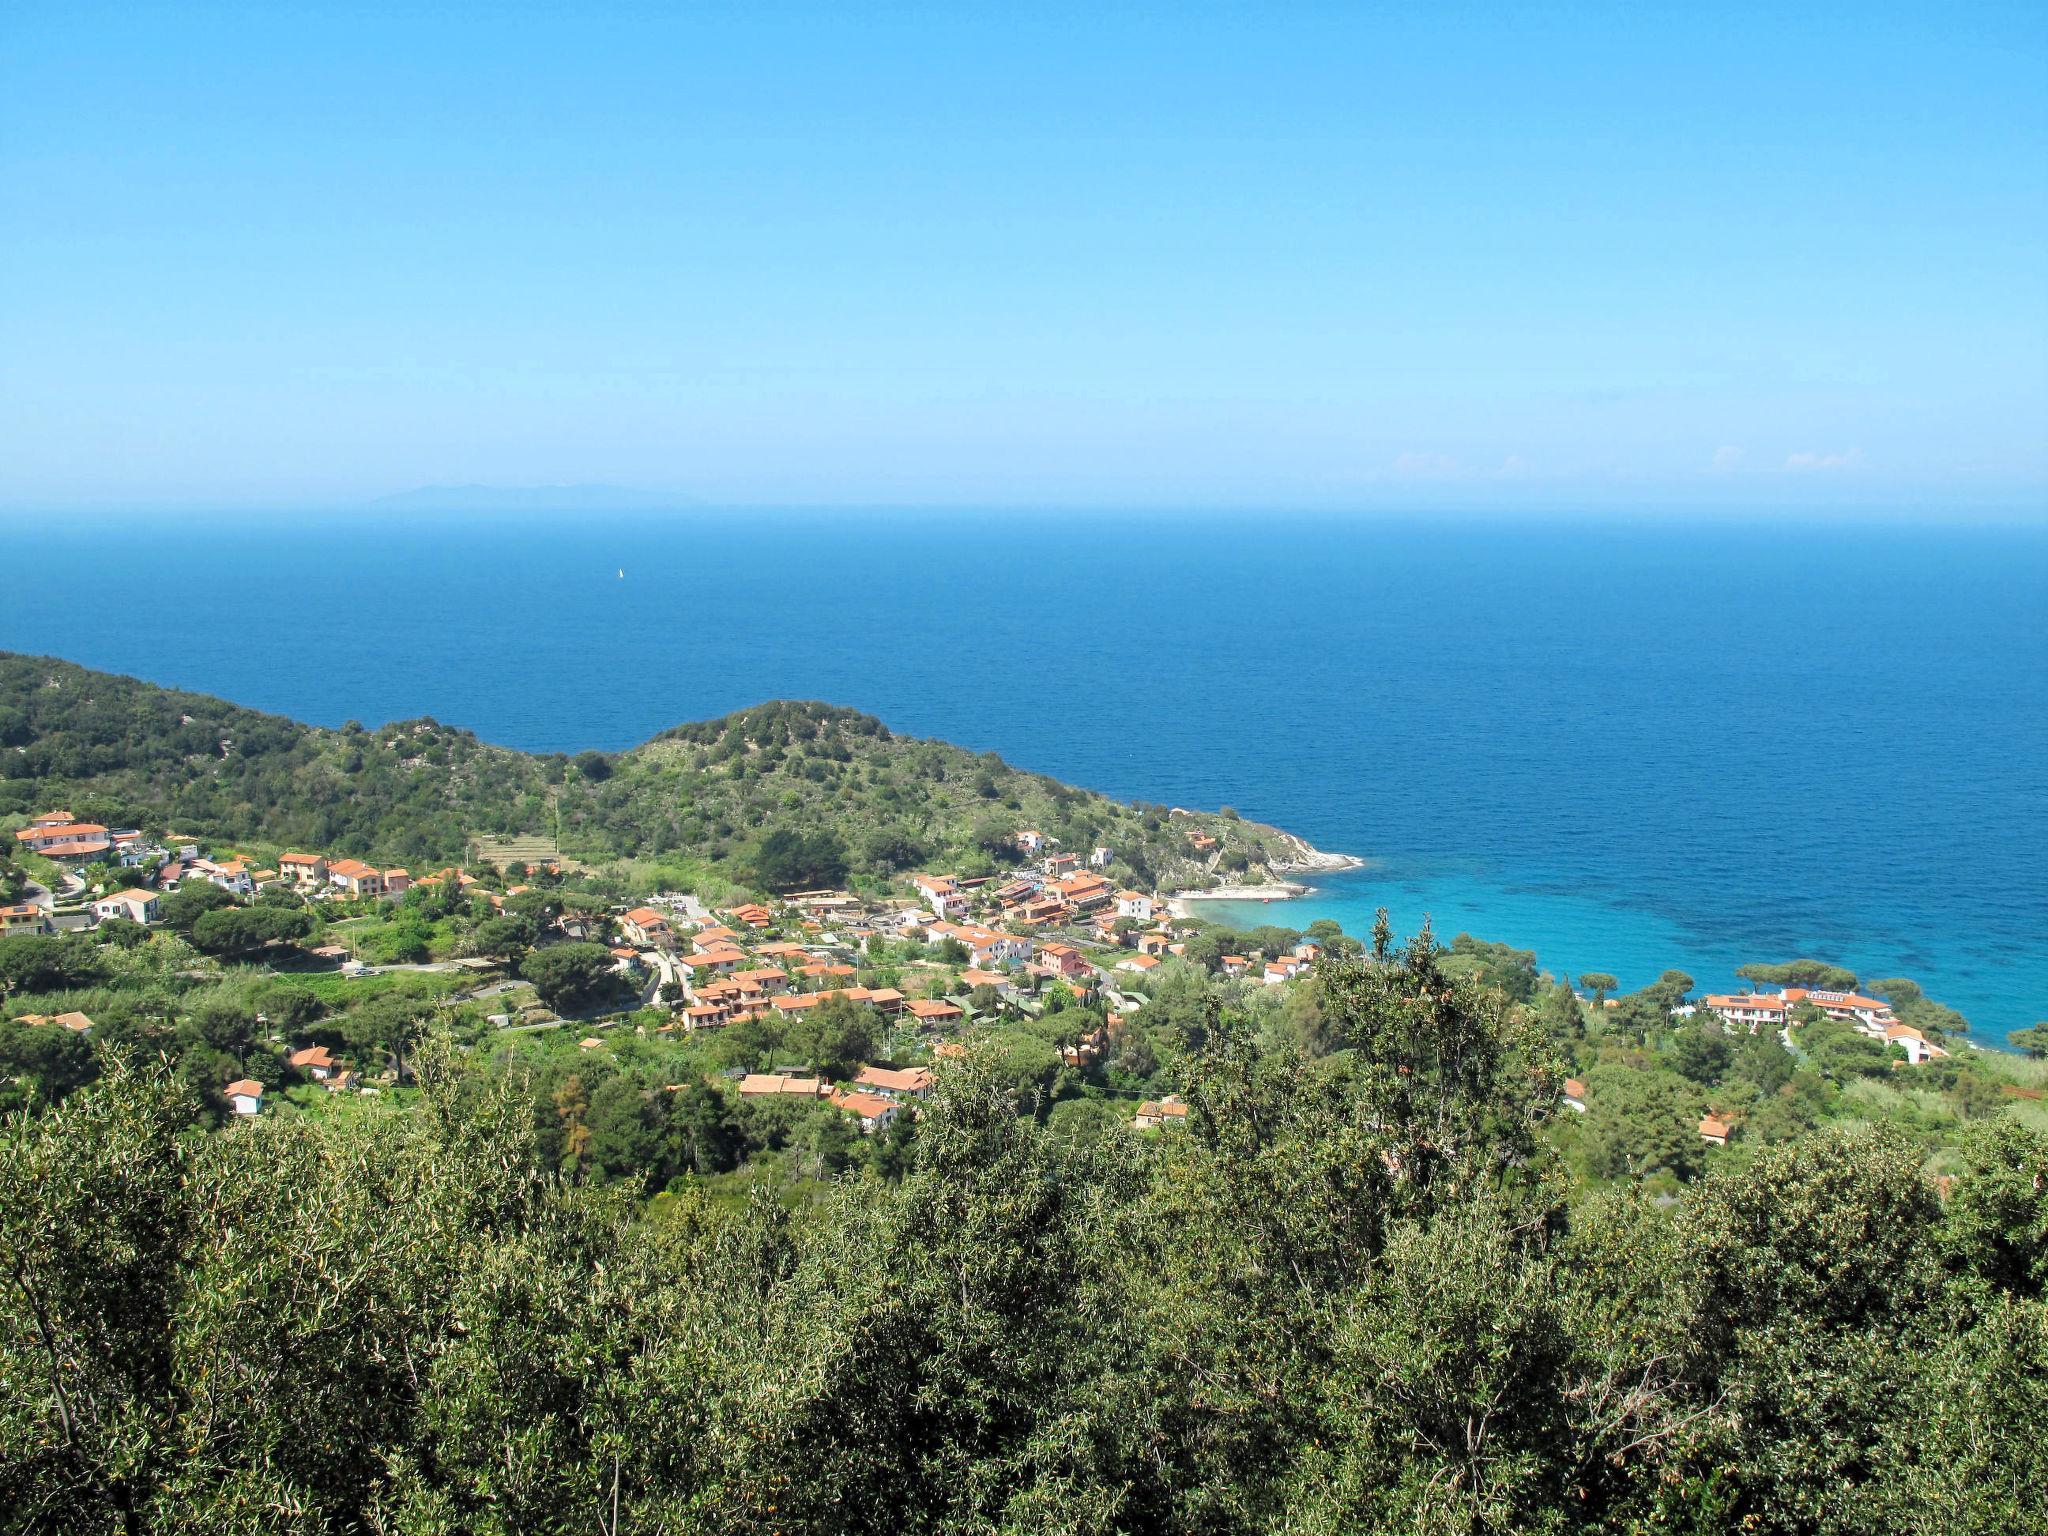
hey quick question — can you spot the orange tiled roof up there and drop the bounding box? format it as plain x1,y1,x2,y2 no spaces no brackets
855,1064,934,1094
830,1088,897,1119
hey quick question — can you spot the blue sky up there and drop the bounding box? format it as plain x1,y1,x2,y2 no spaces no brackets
2,2,2044,512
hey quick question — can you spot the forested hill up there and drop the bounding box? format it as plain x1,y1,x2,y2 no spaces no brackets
0,653,1314,887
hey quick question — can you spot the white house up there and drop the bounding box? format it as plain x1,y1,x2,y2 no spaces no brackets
117,838,163,869
1884,1024,1949,1064
224,1078,265,1117
912,875,968,920
1784,989,1897,1032
1114,890,1155,922
970,932,1035,966
830,1088,900,1133
92,889,160,926
854,1064,935,1099
192,858,256,897
1702,993,1789,1033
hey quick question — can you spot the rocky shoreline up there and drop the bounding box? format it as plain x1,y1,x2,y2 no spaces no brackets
1269,835,1366,876
1168,832,1364,914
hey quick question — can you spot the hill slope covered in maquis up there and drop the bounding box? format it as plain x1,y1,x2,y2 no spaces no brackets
0,653,1314,888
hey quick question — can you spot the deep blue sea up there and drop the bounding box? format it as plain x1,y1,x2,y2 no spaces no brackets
3,511,2044,1045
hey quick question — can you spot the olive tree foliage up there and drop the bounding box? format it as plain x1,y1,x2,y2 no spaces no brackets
691,1054,1147,1535
0,1058,193,1534
0,1041,566,1534
2,933,2045,1535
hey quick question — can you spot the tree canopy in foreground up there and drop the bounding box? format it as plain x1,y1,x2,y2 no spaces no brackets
2,926,2043,1535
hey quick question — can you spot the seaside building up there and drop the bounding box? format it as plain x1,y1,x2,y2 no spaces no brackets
1114,890,1156,921
1702,994,1790,1032
1883,1024,1949,1064
1781,989,1897,1030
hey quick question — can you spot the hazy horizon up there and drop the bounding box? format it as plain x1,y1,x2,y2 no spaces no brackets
9,493,2048,526
3,2,2045,515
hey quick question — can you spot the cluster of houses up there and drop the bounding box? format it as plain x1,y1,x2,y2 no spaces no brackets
12,812,137,862
217,1045,365,1118
30,810,1966,1153
1,1004,365,1120
615,898,1091,1048
585,839,1261,1132
1562,985,1955,1150
720,1062,940,1134
906,843,1319,988
1699,986,1948,1064
4,808,1374,1137
9,809,563,936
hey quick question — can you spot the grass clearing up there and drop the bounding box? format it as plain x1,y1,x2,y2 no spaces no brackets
285,969,466,1006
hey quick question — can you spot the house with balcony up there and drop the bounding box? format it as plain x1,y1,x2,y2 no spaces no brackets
277,852,328,886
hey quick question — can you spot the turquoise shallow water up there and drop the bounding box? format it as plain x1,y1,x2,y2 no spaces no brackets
1,509,2042,1044
1205,856,1965,1021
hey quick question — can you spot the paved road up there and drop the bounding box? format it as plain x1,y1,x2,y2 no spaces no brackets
645,949,689,1000
20,874,86,911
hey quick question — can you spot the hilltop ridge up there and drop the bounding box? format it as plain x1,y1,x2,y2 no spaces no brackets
0,653,1341,894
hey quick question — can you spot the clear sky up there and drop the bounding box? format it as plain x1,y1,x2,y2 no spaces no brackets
3,1,2044,513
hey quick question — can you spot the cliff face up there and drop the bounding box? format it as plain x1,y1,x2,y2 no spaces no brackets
0,654,1334,890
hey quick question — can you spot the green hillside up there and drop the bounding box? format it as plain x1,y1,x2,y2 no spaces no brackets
0,653,1324,890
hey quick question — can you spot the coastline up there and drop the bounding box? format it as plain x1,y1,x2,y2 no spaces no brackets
1168,835,1364,918
1173,883,1309,909
1267,833,1366,878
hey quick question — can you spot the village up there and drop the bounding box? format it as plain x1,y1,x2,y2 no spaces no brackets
5,811,1302,1132
4,809,1981,1157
